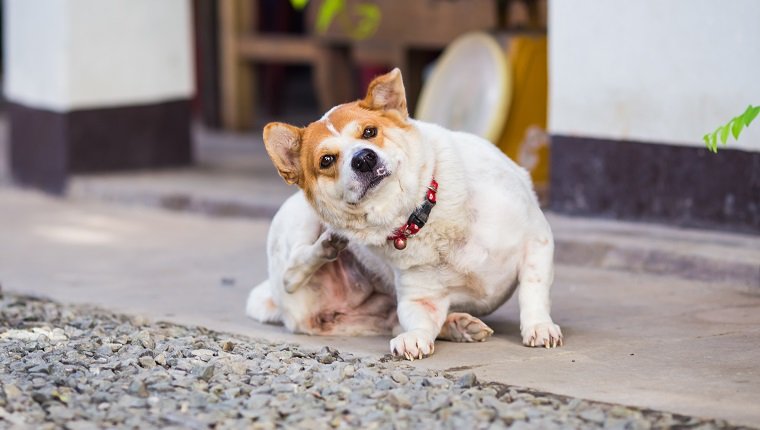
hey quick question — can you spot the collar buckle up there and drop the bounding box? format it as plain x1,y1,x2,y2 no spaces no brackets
387,177,438,250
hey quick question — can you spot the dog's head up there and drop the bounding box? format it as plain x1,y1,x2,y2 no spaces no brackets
263,69,422,231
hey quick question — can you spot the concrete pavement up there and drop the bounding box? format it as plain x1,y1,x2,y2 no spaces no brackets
1,187,759,426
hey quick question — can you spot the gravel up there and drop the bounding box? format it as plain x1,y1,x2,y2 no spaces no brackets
0,292,749,430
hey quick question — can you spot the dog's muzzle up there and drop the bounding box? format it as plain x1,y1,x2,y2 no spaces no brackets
351,148,390,200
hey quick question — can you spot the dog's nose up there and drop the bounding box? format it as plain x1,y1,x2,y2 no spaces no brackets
351,148,377,173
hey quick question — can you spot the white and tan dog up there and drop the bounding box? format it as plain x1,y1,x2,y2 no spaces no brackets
246,69,562,360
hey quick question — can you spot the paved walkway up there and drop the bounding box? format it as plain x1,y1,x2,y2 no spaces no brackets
1,188,759,427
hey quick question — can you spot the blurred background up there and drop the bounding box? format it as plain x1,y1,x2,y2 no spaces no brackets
1,0,758,233
1,4,758,424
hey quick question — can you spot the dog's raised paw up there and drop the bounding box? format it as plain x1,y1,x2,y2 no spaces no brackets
438,313,494,342
522,322,563,348
390,330,435,361
319,231,348,260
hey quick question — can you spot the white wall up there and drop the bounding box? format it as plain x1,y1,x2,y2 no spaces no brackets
549,0,760,152
3,0,194,112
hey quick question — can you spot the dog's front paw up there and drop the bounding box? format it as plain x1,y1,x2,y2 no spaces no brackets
390,330,435,361
319,231,348,260
522,322,563,348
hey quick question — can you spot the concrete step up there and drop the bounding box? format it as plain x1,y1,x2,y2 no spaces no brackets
69,166,289,219
68,125,293,219
551,214,760,292
68,166,760,292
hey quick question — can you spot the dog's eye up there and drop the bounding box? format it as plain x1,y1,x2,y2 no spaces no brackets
362,126,377,139
319,155,336,169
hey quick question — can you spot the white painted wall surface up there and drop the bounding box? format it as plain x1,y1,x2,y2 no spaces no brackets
3,0,194,112
549,0,760,152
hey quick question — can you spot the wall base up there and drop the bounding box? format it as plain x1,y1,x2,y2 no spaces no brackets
9,100,193,194
550,135,760,234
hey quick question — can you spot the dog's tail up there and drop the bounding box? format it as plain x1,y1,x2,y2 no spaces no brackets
245,280,282,324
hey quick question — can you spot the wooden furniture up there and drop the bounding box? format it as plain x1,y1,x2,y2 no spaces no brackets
216,0,545,130
311,0,499,110
218,0,354,130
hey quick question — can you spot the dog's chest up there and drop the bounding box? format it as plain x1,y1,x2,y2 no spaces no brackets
369,211,525,308
372,216,466,269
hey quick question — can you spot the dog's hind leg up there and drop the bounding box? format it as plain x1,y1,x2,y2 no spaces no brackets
437,313,494,342
518,233,563,348
282,231,348,293
246,280,282,323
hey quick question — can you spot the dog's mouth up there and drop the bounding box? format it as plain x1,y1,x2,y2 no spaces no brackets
356,166,391,201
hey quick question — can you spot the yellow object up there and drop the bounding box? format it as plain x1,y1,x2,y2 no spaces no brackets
416,32,511,143
496,36,549,197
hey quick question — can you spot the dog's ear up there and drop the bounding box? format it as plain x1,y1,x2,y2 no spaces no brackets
360,68,408,119
263,122,303,186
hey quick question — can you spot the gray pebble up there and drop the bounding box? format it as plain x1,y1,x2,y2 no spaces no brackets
390,371,409,384
456,372,478,388
191,349,216,361
423,376,451,388
138,356,157,369
192,364,215,382
387,390,412,409
272,383,298,393
341,364,356,378
28,364,51,374
580,408,607,423
220,340,235,352
375,377,396,391
65,421,100,430
3,384,22,400
154,353,167,366
137,332,156,350
96,345,113,357
128,380,149,398
47,405,76,421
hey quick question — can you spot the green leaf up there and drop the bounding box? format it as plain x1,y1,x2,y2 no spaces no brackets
711,130,719,151
351,4,381,40
316,0,345,33
703,128,717,152
730,117,744,139
742,105,760,127
719,124,730,145
289,0,310,10
704,104,758,153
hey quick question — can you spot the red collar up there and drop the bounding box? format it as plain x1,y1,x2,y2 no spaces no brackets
387,177,438,250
